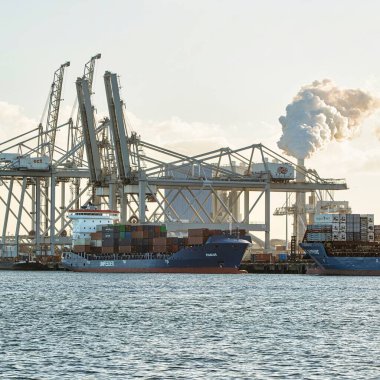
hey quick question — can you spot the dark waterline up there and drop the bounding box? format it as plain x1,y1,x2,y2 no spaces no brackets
0,272,379,379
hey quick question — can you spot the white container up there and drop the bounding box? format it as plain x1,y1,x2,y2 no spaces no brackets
339,232,346,241
332,215,340,223
74,238,91,246
339,214,346,223
339,224,346,232
314,214,334,224
332,223,340,232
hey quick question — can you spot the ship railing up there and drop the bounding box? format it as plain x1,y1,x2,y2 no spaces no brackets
83,252,173,260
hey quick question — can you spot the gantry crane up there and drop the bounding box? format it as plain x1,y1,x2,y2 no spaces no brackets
41,61,70,160
0,57,349,259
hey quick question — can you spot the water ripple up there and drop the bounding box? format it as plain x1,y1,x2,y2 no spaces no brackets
0,273,379,379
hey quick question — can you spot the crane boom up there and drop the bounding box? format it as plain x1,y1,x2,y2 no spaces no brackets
71,54,101,162
104,71,131,182
45,61,70,160
75,77,102,183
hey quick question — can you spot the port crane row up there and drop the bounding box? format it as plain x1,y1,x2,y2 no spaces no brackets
0,55,347,257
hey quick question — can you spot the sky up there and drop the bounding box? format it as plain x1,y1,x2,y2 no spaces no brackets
2,0,380,240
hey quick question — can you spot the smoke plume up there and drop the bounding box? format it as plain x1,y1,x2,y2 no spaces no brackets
277,79,380,159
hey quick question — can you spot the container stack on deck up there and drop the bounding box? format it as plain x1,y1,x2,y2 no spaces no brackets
374,225,380,241
72,225,247,256
73,238,91,253
305,214,375,242
188,228,212,245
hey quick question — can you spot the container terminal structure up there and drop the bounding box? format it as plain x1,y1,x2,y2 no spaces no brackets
0,55,348,260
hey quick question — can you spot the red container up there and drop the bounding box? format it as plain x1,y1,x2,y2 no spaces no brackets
153,237,167,245
132,231,144,239
188,236,207,245
188,228,209,237
73,245,91,253
119,245,132,253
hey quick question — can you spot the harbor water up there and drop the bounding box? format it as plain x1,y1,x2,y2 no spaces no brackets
0,272,379,379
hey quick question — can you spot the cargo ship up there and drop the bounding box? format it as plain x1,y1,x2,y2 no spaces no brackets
300,213,380,275
61,206,251,273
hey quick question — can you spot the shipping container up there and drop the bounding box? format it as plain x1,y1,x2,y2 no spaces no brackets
73,245,91,253
314,214,334,224
339,214,346,223
188,236,208,245
252,253,272,263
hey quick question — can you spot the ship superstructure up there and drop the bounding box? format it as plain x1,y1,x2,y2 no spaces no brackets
68,204,119,243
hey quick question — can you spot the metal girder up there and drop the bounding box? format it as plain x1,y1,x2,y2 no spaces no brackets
75,77,102,183
165,222,266,232
104,71,131,181
147,179,347,191
44,61,70,159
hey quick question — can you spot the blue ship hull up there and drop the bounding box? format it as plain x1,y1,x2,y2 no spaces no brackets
62,236,250,274
300,242,380,276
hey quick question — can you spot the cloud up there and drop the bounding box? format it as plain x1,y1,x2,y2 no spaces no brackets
0,101,237,158
125,112,231,155
0,101,37,143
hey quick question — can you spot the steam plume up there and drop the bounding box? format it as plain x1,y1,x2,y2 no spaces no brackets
277,79,380,159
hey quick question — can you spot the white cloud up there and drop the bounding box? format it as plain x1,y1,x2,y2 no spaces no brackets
125,112,231,155
0,101,37,143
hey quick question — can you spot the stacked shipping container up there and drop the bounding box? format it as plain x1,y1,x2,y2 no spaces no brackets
305,214,375,242
73,225,248,255
374,225,380,241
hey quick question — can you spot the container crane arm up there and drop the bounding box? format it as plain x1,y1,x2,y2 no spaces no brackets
70,53,102,164
104,71,131,182
44,61,70,160
84,53,101,92
75,77,102,183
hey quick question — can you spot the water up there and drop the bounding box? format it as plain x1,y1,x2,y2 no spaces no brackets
0,272,379,379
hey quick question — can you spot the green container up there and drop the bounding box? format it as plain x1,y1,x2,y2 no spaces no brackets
160,225,167,232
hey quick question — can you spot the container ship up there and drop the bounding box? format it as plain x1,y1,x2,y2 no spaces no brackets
61,206,251,273
300,213,380,275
